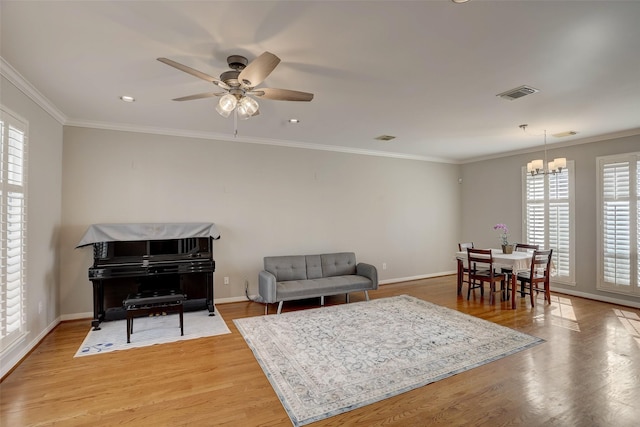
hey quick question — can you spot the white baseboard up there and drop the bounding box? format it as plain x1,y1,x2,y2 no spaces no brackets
1,317,60,379
380,270,456,285
214,296,252,305
549,286,640,309
60,312,93,321
381,273,640,309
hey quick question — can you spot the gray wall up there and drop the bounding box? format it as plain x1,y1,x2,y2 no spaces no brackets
461,133,640,307
5,64,638,378
60,126,462,316
0,75,63,376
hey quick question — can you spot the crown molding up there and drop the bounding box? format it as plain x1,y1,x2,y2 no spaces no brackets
65,118,453,164
0,58,448,163
461,127,640,164
0,57,67,124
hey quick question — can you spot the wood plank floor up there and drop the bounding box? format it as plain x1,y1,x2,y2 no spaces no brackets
2,275,640,426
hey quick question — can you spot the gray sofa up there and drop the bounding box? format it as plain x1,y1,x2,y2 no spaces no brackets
258,252,378,314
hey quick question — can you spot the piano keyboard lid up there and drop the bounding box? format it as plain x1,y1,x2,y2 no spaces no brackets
75,222,221,248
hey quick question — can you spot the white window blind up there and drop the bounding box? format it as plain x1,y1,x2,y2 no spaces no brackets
1,108,28,353
597,153,639,295
523,161,575,285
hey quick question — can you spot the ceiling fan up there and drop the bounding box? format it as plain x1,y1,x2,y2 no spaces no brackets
157,52,314,121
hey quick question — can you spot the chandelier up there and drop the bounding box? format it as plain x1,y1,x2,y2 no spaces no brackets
521,124,567,176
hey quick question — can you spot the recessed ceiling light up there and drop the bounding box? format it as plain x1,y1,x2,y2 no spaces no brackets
120,95,135,103
288,119,300,124
452,0,471,3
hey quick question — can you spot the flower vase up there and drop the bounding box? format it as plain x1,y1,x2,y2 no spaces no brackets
502,244,514,254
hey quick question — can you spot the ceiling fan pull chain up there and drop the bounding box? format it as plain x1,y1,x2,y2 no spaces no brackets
234,108,238,138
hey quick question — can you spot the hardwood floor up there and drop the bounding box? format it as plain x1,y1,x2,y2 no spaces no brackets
2,275,639,426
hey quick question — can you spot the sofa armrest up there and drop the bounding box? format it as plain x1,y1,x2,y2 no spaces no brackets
258,270,278,303
357,262,378,290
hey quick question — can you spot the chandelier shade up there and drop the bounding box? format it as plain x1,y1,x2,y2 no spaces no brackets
522,125,567,176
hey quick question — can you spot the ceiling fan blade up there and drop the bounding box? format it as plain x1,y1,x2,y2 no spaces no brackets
253,88,314,102
238,52,281,88
172,92,224,101
157,57,230,89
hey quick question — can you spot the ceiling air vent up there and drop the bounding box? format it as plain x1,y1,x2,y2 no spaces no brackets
374,135,396,141
496,85,539,101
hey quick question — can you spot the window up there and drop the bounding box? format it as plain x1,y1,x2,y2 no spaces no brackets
1,108,28,353
522,161,575,285
597,153,640,295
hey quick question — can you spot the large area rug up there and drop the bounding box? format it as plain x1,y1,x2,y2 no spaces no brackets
234,295,544,426
75,310,230,357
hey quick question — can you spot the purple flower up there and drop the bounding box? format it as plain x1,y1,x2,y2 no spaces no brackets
493,223,509,245
493,223,508,233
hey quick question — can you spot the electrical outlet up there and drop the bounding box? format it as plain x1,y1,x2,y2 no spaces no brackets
224,276,229,285
38,301,43,314
382,263,387,270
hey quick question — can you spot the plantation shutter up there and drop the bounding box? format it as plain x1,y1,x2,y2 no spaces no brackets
523,162,574,285
548,170,571,278
598,154,639,294
1,110,28,352
525,173,545,248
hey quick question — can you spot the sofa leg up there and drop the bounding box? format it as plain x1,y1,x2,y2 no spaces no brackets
264,304,268,315
277,301,284,315
364,290,370,301
346,293,350,303
320,296,325,306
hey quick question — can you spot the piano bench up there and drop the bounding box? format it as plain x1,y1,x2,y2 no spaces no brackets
123,291,187,344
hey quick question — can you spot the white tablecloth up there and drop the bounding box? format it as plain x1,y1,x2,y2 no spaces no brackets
456,249,532,273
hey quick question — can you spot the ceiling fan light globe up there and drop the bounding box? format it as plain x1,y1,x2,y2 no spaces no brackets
215,103,233,118
218,94,237,112
239,96,259,116
236,106,252,120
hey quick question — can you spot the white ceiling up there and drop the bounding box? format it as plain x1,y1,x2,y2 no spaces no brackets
2,0,639,163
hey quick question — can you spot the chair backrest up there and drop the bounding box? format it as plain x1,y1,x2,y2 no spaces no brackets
467,248,493,271
515,243,539,252
459,242,474,251
530,249,553,279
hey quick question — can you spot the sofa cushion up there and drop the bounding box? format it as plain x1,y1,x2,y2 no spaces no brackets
305,255,323,279
321,252,357,277
276,275,373,301
264,255,307,281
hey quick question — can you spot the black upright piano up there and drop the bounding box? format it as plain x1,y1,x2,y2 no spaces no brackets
76,223,220,330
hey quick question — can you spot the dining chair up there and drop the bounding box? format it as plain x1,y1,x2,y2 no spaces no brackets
502,243,540,296
458,242,474,251
466,248,507,304
457,242,474,295
516,249,553,307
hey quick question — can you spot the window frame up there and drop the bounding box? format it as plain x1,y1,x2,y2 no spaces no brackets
1,106,28,354
521,160,575,286
596,152,640,296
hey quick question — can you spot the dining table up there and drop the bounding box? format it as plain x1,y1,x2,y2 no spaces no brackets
455,249,533,309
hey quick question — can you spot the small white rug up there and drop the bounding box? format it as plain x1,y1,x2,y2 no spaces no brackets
75,310,230,357
235,295,544,426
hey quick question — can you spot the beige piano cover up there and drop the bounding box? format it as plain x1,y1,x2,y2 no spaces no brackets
76,222,220,247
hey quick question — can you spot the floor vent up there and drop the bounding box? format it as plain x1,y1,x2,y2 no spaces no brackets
496,85,539,101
